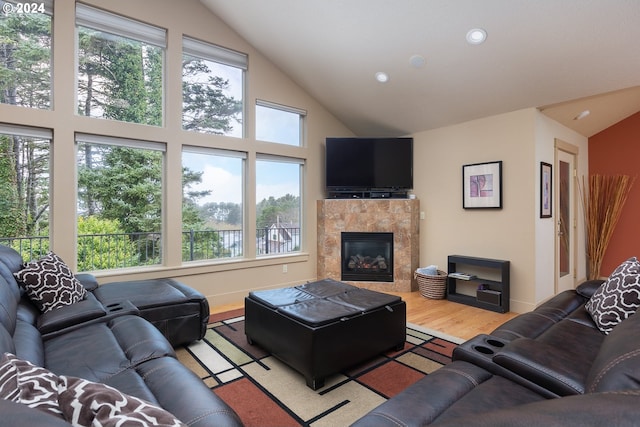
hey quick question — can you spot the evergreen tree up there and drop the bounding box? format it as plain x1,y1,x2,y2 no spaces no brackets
144,47,163,126
0,11,51,240
182,167,210,230
0,135,24,237
182,55,242,134
199,201,242,226
0,12,51,108
256,194,299,229
77,28,162,126
78,145,162,235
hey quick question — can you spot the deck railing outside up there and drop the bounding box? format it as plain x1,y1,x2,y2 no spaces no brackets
0,227,300,269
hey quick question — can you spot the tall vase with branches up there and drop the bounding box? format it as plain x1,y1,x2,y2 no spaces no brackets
579,174,635,280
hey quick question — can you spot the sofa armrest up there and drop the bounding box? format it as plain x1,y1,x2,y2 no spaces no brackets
76,273,99,292
352,361,494,427
36,294,107,334
40,300,139,341
430,390,640,427
493,338,587,396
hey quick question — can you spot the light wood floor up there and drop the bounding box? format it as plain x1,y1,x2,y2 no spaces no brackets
211,290,518,341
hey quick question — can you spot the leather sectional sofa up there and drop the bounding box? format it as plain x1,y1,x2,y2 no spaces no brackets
353,274,640,426
0,245,243,427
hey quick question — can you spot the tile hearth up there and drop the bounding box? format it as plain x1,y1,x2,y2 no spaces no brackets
317,198,420,292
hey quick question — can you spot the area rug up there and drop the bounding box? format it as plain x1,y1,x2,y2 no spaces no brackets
176,309,463,427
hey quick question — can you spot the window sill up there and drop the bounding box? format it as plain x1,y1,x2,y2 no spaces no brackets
88,252,310,280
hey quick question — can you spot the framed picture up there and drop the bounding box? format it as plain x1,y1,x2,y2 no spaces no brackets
540,162,552,218
463,161,502,209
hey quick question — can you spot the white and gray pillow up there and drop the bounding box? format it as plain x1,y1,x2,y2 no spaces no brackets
0,353,186,427
585,256,640,334
13,252,86,313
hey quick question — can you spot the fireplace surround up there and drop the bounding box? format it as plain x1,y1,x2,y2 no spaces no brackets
317,199,419,292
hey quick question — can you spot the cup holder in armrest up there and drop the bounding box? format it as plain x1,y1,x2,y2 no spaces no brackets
104,300,139,316
486,338,505,348
470,336,507,357
473,336,504,356
474,345,495,355
453,334,509,366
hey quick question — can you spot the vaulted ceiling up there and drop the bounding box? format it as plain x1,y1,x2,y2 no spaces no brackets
201,0,640,137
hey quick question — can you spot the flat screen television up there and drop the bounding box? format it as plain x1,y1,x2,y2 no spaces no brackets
325,137,413,197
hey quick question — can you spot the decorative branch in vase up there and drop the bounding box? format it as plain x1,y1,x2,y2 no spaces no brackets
579,174,636,280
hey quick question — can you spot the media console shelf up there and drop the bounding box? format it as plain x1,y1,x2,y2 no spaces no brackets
447,255,510,313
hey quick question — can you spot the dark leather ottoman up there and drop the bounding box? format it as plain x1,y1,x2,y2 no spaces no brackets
92,278,209,347
245,279,406,389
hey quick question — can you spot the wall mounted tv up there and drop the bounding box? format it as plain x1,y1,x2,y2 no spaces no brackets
325,137,413,199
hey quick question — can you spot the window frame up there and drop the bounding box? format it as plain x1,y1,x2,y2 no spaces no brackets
0,123,52,261
181,145,247,262
75,133,166,271
255,154,305,256
0,0,54,109
75,3,167,126
182,36,247,137
255,100,307,147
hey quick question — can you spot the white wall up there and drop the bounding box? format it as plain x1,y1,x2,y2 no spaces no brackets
534,111,588,305
412,108,587,313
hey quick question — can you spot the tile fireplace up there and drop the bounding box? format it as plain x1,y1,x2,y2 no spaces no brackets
317,198,420,292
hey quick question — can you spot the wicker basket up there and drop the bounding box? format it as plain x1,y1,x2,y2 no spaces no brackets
415,269,447,299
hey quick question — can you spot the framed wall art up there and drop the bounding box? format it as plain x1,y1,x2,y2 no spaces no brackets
540,162,552,218
462,161,503,209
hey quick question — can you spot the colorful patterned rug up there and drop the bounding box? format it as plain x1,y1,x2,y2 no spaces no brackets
176,309,462,427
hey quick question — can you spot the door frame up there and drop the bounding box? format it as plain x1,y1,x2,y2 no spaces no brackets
554,139,579,293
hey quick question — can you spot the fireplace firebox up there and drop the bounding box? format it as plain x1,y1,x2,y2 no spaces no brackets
341,232,393,282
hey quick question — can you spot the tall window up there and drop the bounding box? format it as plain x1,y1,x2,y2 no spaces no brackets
0,0,53,109
256,101,305,146
76,4,165,126
256,155,303,255
182,147,245,261
182,37,246,137
0,124,51,261
76,135,164,271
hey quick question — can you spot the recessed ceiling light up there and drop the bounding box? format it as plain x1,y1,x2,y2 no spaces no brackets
409,54,426,69
466,28,487,45
375,72,389,83
574,110,591,120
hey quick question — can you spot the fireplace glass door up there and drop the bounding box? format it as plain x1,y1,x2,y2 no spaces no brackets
341,232,393,282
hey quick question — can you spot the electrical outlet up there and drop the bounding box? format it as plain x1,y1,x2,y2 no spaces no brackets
282,264,288,273
420,211,426,220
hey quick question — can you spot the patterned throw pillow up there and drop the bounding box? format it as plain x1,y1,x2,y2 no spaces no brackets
0,352,63,418
59,376,186,427
585,257,640,334
13,252,87,313
0,353,187,427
